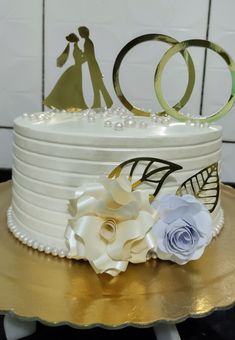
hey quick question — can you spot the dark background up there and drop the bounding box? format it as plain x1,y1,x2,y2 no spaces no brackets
0,169,235,340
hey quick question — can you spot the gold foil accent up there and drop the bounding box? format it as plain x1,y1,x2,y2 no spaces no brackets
1,181,235,327
131,179,142,190
109,157,182,197
112,34,195,117
155,39,235,123
176,163,219,213
44,27,113,111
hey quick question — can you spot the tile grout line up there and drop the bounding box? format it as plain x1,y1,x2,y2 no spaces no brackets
223,140,235,144
0,127,13,130
41,0,45,112
199,0,212,116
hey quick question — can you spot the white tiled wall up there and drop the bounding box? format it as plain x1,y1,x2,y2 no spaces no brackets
0,0,235,182
222,143,235,182
0,0,42,126
0,129,12,168
203,0,235,142
0,0,42,168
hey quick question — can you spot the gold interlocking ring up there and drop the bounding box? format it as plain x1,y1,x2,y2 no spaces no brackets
154,39,235,123
113,34,195,117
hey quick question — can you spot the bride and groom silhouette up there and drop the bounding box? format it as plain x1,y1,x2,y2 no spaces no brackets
44,26,113,111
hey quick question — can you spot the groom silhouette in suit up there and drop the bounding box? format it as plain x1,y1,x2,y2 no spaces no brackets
78,26,113,109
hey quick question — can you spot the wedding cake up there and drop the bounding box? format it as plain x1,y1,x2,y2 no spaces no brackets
7,34,233,276
7,108,224,275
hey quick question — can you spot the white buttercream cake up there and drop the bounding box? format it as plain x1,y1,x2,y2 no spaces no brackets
7,108,224,271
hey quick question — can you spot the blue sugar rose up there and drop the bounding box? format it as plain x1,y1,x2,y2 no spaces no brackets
151,194,213,264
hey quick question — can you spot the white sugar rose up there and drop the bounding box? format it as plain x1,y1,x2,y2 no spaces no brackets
151,194,212,265
65,176,157,276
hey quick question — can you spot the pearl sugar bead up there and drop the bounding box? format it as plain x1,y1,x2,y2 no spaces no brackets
124,117,136,128
114,122,124,131
104,120,112,128
139,121,148,129
150,113,158,123
88,116,95,123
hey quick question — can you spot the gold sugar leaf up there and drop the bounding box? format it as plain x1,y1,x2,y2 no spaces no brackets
109,157,182,198
176,163,219,213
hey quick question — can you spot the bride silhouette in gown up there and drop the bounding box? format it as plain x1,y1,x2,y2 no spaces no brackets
44,33,87,110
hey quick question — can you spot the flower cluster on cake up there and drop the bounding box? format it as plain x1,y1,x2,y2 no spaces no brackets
65,157,219,276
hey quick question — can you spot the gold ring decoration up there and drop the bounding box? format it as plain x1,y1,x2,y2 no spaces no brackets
155,39,235,123
113,34,195,117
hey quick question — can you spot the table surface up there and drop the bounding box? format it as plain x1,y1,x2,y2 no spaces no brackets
0,181,235,329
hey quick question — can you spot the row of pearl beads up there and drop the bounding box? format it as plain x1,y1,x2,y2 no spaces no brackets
103,114,172,131
22,107,132,123
22,112,56,123
212,211,224,237
22,109,211,128
150,113,171,124
150,113,211,128
99,118,175,130
7,207,69,258
70,111,210,128
22,110,86,124
104,119,148,130
83,107,132,120
186,120,210,128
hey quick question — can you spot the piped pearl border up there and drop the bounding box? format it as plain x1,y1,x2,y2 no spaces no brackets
212,208,224,237
7,206,70,259
7,205,224,259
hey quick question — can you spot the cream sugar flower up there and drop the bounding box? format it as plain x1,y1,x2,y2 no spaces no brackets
65,176,157,276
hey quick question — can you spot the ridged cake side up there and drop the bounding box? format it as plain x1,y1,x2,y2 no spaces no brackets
8,112,223,256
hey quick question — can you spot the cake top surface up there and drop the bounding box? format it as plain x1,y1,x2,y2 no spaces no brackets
14,109,222,147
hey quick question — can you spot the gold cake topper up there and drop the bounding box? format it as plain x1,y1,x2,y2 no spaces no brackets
154,39,235,123
112,34,195,117
113,37,235,122
44,29,235,123
44,26,113,111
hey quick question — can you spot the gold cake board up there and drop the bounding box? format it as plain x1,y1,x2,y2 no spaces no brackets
0,181,235,329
